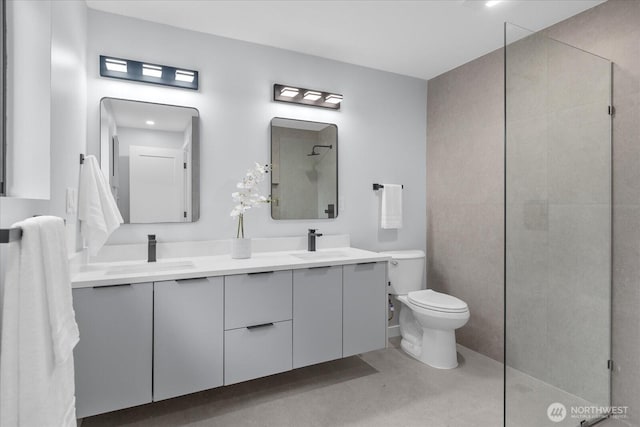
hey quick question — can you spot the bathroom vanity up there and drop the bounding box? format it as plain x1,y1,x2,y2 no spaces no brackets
71,238,389,418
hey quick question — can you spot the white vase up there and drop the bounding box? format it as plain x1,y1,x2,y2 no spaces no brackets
231,238,252,259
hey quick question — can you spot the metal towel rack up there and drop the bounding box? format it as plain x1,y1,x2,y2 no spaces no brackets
0,227,23,243
0,216,69,244
373,183,404,190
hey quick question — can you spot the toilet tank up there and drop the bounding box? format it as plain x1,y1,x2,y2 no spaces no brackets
379,250,426,295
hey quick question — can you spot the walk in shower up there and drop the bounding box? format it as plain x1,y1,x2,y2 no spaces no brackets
504,23,612,426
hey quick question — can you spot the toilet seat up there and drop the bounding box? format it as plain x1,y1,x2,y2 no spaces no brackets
408,289,468,313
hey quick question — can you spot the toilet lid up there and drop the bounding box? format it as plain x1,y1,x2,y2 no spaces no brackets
408,289,468,313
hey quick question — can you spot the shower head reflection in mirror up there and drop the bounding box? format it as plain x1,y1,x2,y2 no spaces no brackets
271,117,338,220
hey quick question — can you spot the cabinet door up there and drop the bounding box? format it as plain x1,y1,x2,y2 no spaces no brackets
293,266,342,369
343,262,387,357
153,277,223,401
73,283,153,418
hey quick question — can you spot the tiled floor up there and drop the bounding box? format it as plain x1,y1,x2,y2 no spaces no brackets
81,339,630,427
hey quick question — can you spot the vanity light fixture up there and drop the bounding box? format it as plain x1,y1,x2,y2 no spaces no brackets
485,0,502,7
104,58,128,73
142,63,163,78
175,69,195,83
325,94,343,105
303,90,322,101
273,83,343,110
145,120,155,125
99,55,199,90
280,87,300,98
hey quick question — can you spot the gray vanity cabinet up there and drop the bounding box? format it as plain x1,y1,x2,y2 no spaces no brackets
73,283,153,419
153,277,224,401
224,270,293,385
343,262,387,357
293,266,343,368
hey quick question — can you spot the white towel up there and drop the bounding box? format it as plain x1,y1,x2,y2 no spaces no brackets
0,216,79,427
380,184,403,229
79,155,123,256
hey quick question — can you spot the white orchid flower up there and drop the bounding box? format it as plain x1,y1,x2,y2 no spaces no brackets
231,162,272,238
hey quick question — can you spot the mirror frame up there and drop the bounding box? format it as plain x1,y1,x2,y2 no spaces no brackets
270,117,338,220
99,97,200,223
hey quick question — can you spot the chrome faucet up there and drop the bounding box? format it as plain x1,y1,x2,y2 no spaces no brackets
308,229,323,252
148,234,157,263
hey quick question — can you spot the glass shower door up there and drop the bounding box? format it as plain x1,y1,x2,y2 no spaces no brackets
505,23,612,427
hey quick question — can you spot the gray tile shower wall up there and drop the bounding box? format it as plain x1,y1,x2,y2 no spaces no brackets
427,1,640,424
427,48,505,363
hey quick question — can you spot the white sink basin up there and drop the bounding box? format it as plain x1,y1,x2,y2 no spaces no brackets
105,260,196,275
292,250,349,260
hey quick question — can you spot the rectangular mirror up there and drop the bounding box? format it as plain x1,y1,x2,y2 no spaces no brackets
100,98,199,223
270,118,338,220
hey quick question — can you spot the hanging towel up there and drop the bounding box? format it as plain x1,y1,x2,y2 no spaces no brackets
78,154,123,256
380,184,403,229
0,216,79,427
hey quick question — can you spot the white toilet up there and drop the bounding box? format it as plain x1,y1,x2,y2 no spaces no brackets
381,250,470,369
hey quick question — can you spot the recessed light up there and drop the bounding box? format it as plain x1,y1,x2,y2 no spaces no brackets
280,87,299,98
325,94,343,104
485,0,502,7
303,91,322,101
142,64,163,78
175,70,195,83
105,58,127,73
146,120,155,125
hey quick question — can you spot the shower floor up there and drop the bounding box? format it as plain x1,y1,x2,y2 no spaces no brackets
506,367,623,426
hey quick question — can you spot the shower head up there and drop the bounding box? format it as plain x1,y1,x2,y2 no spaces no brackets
307,144,333,157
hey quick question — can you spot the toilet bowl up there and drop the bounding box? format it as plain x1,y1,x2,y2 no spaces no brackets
381,250,470,369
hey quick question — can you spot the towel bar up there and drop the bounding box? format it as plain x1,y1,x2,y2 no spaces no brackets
373,183,403,190
0,218,67,243
0,227,23,243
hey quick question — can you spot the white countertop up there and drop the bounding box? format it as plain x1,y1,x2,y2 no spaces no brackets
71,247,391,288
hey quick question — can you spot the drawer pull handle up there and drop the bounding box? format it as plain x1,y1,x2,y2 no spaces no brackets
246,322,274,330
356,262,376,266
176,277,206,283
93,283,132,289
247,271,274,275
309,266,330,270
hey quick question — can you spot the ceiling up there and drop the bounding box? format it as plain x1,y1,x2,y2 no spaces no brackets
85,0,606,81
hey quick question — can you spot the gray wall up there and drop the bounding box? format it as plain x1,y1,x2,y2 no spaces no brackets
427,48,505,362
427,0,639,423
86,9,427,255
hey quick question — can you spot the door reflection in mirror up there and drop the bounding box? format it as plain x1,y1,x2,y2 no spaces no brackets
100,98,199,224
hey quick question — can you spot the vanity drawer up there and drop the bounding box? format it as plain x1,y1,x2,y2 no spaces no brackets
224,270,292,330
224,320,292,385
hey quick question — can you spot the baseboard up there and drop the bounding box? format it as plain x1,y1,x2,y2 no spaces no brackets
388,324,400,338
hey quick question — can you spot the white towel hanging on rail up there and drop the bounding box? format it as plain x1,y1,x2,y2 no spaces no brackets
380,184,403,229
0,216,79,427
78,155,123,256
